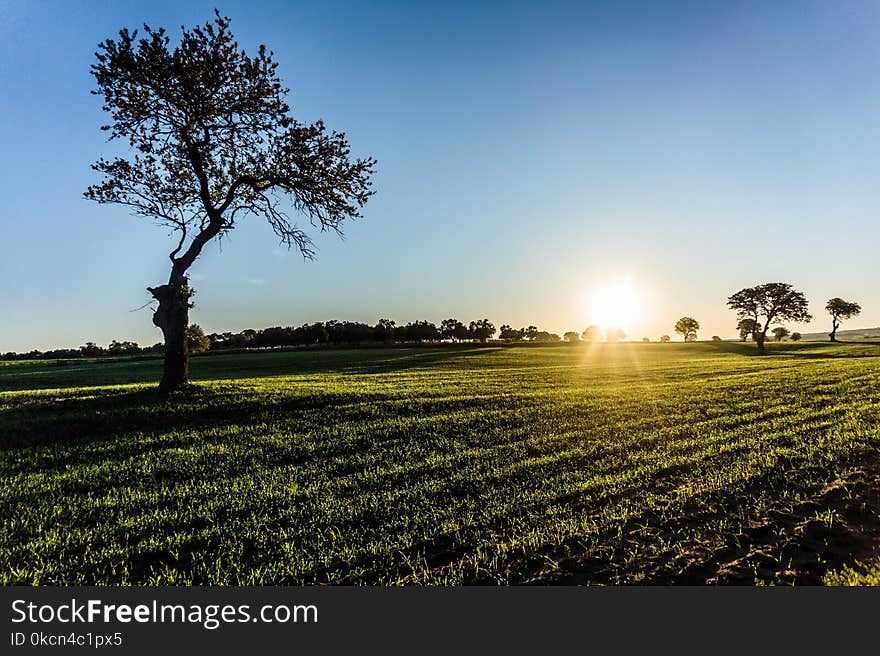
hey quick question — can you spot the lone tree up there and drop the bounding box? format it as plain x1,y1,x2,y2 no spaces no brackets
825,298,861,342
674,317,700,342
727,283,811,355
771,326,790,342
563,331,580,343
790,332,802,341
85,13,376,391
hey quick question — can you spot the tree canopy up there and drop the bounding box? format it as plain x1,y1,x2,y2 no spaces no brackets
85,12,376,391
674,317,700,342
771,326,790,341
727,283,811,354
825,298,861,342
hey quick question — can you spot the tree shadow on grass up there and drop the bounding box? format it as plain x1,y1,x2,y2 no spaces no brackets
0,380,519,478
337,346,495,374
1,347,499,393
0,385,354,453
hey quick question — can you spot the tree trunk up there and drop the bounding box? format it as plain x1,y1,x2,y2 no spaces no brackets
830,319,838,342
755,332,766,355
148,282,192,393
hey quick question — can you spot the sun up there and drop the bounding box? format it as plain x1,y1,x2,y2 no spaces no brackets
588,281,642,331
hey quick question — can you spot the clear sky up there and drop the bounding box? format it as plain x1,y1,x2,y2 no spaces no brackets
2,0,879,351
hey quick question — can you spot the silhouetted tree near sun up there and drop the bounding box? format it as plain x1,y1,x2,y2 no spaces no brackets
85,12,376,392
660,334,670,343
727,283,811,355
582,325,599,341
674,317,700,342
790,332,802,342
563,331,580,343
825,298,861,342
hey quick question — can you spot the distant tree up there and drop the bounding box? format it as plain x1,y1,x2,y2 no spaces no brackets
581,325,600,341
374,318,396,343
85,12,376,392
771,326,790,342
440,318,467,342
737,318,758,342
530,330,560,343
790,332,802,342
405,320,440,343
524,325,539,341
79,342,104,357
606,327,625,342
109,339,140,355
727,283,811,355
642,337,650,342
186,324,210,353
499,325,525,341
674,317,700,342
711,335,722,341
825,298,861,342
469,319,496,343
563,331,580,343
660,335,670,343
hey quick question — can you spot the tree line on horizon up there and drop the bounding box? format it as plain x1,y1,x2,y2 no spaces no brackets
3,289,864,361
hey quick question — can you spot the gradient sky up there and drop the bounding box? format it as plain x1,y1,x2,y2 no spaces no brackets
2,0,880,351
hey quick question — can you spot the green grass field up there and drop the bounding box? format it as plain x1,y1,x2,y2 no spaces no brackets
2,341,879,585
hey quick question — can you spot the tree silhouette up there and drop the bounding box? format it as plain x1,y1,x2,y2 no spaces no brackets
727,283,811,355
581,325,599,341
469,319,496,343
85,12,376,392
737,318,757,342
440,319,467,342
771,326,790,341
790,332,802,342
375,319,396,343
825,298,861,342
563,331,580,342
674,317,700,342
660,334,670,343
499,325,525,341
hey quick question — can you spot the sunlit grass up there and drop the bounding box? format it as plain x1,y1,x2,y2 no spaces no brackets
1,342,879,584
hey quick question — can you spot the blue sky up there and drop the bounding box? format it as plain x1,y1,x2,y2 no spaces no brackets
1,0,879,350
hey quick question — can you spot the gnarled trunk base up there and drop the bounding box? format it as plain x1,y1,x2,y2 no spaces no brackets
755,333,766,355
148,282,192,393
